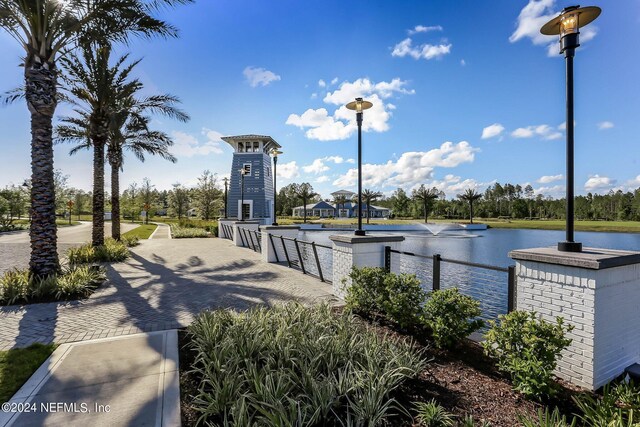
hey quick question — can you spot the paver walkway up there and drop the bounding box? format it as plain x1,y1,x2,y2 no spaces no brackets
0,330,179,427
150,223,171,239
0,238,338,350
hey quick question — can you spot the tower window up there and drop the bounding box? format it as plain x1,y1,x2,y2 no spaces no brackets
253,142,260,152
238,142,244,152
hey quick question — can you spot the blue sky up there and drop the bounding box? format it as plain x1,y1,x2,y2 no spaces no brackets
1,0,639,200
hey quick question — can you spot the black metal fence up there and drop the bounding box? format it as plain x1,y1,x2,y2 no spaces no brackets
385,246,516,320
219,223,233,240
268,234,333,284
236,227,262,253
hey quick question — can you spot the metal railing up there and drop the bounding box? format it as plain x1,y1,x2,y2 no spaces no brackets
237,227,262,253
385,246,516,318
269,234,332,283
219,223,233,240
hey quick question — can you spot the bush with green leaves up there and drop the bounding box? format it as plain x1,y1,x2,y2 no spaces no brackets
187,303,427,426
518,407,577,427
422,288,484,349
483,311,573,399
573,381,640,426
67,238,130,264
0,266,105,305
345,267,428,329
414,400,455,426
170,225,209,238
120,235,140,247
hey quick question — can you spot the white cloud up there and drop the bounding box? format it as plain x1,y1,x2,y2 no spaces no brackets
287,78,414,141
534,184,565,198
333,141,479,189
481,123,505,139
510,0,599,57
408,25,443,35
277,161,300,179
584,174,616,192
243,66,281,87
392,38,451,60
316,176,330,183
346,158,355,164
460,59,466,66
170,128,225,157
318,79,326,87
330,77,339,85
325,156,345,164
511,124,562,140
598,121,614,130
303,158,330,174
537,174,563,184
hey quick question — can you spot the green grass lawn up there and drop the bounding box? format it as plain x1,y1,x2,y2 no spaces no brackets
122,224,157,239
0,343,56,403
13,219,80,227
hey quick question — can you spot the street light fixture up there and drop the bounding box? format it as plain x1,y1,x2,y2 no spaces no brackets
270,149,283,226
239,168,248,221
346,97,373,236
223,177,228,219
541,5,601,253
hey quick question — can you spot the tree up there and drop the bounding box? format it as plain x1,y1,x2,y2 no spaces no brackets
361,189,382,224
195,170,220,220
122,182,139,222
140,177,156,224
412,185,439,223
333,194,348,218
293,183,318,223
0,0,192,276
391,188,410,218
457,189,483,224
169,183,190,220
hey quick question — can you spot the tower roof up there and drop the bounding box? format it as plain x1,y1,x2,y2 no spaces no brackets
221,134,281,148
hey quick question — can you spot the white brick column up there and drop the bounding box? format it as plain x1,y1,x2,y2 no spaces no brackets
259,225,301,263
217,218,235,239
510,247,640,390
329,235,404,299
232,221,260,247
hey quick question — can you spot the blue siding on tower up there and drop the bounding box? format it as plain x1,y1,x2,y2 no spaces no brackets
228,152,274,220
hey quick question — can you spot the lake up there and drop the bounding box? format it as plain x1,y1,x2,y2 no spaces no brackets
296,227,640,322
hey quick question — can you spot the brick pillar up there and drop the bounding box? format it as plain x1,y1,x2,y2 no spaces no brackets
259,225,301,263
329,235,404,299
510,247,640,390
232,221,260,247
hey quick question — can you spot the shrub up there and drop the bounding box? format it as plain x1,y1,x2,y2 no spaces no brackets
0,270,28,305
518,407,577,427
422,288,484,349
483,311,573,399
187,303,427,426
170,225,209,238
120,235,140,247
67,238,130,264
345,267,428,329
573,381,640,426
0,266,105,305
414,400,455,426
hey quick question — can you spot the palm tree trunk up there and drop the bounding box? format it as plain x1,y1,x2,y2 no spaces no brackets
424,200,428,223
110,161,121,240
469,201,474,224
91,120,107,247
303,198,307,223
25,65,59,277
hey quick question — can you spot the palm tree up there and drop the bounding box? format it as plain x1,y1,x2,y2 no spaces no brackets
333,194,348,218
0,0,192,276
294,183,318,224
457,189,483,224
361,189,382,224
412,185,440,223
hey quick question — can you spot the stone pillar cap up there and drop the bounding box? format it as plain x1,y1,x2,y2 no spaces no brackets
329,234,405,244
509,246,640,270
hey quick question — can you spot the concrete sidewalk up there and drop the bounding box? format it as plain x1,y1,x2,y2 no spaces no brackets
0,330,180,427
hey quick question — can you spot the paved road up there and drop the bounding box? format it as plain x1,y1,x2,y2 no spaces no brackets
0,222,139,274
0,238,338,350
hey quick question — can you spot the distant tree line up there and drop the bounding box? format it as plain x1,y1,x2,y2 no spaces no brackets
273,181,640,222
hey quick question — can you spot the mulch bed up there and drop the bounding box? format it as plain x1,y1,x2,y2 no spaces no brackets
178,315,587,427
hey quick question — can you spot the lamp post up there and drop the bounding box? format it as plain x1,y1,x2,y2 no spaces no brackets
239,168,247,221
346,97,373,236
541,5,600,253
270,149,283,226
67,200,74,225
223,177,228,218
